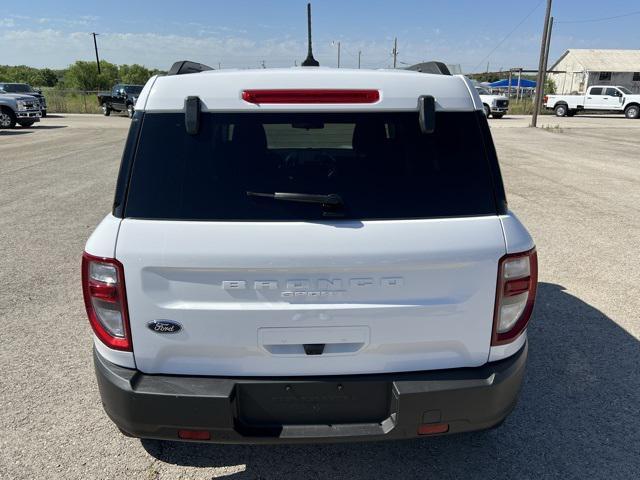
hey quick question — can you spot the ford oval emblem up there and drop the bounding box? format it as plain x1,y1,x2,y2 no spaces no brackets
147,320,182,334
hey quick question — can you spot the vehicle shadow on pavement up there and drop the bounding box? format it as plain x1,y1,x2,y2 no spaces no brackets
0,130,33,135
141,282,640,479
30,125,68,130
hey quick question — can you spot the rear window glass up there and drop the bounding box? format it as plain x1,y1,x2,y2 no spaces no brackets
124,112,498,221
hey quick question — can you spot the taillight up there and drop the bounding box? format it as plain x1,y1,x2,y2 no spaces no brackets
82,252,132,351
543,95,548,104
492,248,538,346
241,89,380,104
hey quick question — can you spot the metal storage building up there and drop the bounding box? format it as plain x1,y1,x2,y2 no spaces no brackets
548,49,640,94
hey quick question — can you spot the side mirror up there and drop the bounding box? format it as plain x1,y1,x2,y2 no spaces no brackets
418,95,436,134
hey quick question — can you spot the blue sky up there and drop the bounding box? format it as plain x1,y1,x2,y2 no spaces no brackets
1,0,639,72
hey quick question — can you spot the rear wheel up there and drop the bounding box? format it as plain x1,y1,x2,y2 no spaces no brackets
0,108,16,129
492,113,504,119
624,104,640,119
102,103,111,116
554,104,567,117
18,121,35,128
41,110,47,118
483,104,491,118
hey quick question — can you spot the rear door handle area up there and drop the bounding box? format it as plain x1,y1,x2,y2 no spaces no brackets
259,326,370,356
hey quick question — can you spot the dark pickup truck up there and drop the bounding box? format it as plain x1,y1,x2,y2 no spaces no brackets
97,84,143,117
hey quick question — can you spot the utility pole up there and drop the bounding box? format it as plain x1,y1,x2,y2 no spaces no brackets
337,41,341,68
261,60,266,69
531,0,553,127
538,16,554,110
358,50,361,69
91,32,101,74
218,62,221,69
392,37,398,68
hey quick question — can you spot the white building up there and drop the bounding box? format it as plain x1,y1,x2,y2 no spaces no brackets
548,49,640,94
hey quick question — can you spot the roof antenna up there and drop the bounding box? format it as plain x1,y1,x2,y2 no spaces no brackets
301,3,319,67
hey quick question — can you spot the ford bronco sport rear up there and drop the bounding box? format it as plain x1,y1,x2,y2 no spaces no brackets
83,63,537,443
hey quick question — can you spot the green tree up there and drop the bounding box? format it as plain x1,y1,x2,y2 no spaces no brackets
33,68,59,87
65,60,118,90
119,64,153,85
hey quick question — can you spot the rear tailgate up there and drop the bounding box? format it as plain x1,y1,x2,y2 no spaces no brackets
117,217,505,376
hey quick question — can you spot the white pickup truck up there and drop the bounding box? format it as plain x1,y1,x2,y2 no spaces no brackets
544,85,640,119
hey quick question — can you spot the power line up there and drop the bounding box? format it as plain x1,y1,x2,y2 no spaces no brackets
556,9,640,24
472,0,544,72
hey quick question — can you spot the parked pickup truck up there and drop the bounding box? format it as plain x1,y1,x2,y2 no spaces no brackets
475,86,509,118
97,84,144,118
0,83,47,117
544,85,640,119
0,92,41,128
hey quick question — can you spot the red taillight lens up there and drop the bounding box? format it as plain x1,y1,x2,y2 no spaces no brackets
178,429,211,440
543,95,548,104
241,89,380,104
418,423,450,435
492,248,538,345
82,252,132,351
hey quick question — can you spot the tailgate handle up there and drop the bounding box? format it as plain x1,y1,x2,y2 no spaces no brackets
303,344,325,355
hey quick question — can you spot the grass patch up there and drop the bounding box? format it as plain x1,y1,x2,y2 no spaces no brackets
42,88,103,114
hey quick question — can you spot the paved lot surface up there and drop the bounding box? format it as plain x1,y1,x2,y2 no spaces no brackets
1,114,638,479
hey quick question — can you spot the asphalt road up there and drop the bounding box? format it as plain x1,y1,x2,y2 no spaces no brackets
1,114,638,479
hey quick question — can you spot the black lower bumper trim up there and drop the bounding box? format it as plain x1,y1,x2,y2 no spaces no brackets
94,343,527,444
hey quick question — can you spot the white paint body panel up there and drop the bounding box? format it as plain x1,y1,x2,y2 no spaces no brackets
116,217,507,376
94,335,135,368
141,68,480,113
84,69,536,375
84,214,121,258
500,212,535,254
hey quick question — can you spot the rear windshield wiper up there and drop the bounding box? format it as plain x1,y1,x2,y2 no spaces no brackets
247,191,345,215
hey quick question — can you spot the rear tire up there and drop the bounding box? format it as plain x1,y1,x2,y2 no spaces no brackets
554,104,568,117
41,110,47,118
0,108,16,129
102,103,111,116
18,121,35,128
483,104,491,118
492,113,504,119
624,104,640,119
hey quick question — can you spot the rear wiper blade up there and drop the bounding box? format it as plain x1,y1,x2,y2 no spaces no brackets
247,191,344,207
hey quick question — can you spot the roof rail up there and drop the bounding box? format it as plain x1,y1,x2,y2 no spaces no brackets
405,62,452,76
167,61,214,76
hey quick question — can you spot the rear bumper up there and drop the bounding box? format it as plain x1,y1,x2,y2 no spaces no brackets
94,342,528,444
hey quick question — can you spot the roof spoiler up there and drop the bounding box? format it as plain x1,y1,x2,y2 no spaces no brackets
168,60,214,76
406,61,452,76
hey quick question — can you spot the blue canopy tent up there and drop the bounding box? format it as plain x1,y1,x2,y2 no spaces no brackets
489,78,536,88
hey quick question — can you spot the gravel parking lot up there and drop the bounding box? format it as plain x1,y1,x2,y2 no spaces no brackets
1,114,638,479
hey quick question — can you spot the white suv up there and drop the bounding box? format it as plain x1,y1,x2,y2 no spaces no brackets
83,62,537,443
